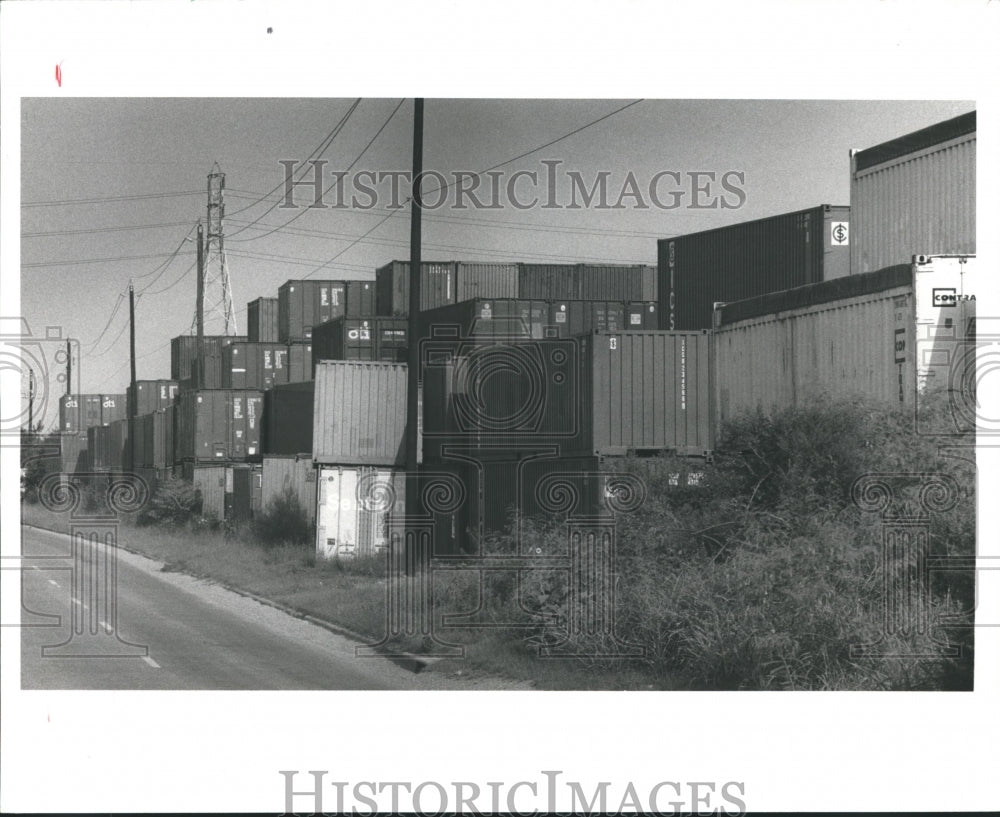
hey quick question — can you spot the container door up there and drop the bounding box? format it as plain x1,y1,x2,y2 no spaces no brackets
316,467,359,559
230,467,252,524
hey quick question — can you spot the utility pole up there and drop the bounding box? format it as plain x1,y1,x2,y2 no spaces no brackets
129,282,137,472
28,366,34,434
65,339,71,396
196,222,205,388
405,98,424,521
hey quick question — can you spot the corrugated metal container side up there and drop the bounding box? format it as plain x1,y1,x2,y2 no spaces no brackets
576,264,657,302
850,112,976,274
247,297,280,343
455,261,520,301
312,317,407,368
187,464,227,521
221,343,289,390
548,301,658,337
261,455,317,523
133,413,154,468
160,406,175,468
59,394,106,433
375,260,456,315
228,464,262,524
285,343,313,383
127,380,179,417
100,394,126,426
419,299,551,341
191,354,224,390
59,434,89,474
517,263,576,300
657,204,850,330
312,361,408,466
277,280,347,342
314,465,405,558
584,331,715,456
170,335,248,381
345,280,376,317
88,419,128,472
263,381,314,455
425,456,603,555
175,390,264,462
714,279,915,427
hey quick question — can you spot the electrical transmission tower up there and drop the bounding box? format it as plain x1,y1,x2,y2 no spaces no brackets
192,163,238,336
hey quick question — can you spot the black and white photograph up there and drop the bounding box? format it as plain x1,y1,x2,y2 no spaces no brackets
2,1,997,815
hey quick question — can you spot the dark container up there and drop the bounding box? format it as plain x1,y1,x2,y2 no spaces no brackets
345,280,376,317
455,262,520,301
658,204,851,330
375,260,456,316
277,280,347,342
285,343,313,383
547,301,658,337
88,419,128,472
312,317,409,369
175,389,264,462
191,354,225,390
422,330,714,462
247,297,280,343
133,413,154,469
100,394,126,426
59,434,89,474
161,405,175,468
135,409,175,469
263,381,314,456
575,264,657,302
517,264,577,300
171,335,248,381
221,342,289,390
419,299,551,341
127,380,179,418
228,464,263,524
59,394,104,433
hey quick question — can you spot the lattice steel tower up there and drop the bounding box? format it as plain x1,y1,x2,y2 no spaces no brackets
192,163,238,336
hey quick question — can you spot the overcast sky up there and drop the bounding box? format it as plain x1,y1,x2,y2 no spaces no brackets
20,97,973,422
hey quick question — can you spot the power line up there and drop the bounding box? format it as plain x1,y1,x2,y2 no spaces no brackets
22,219,194,238
22,251,184,269
21,190,202,208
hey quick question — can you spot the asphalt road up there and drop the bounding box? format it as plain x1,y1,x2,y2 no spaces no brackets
18,525,453,690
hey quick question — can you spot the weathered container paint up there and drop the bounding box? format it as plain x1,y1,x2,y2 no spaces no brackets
221,342,289,390
312,317,409,368
375,260,455,315
285,343,313,384
419,299,551,342
127,380,178,418
247,297,280,343
658,204,851,330
345,280,377,317
314,465,405,558
455,261,520,301
263,381,314,456
277,280,347,342
548,301,658,337
170,335,248,381
517,264,576,300
312,361,408,466
851,112,975,274
175,389,264,462
261,455,317,523
575,264,657,302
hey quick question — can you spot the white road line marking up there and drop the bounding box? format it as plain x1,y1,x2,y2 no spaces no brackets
47,579,59,587
142,656,160,669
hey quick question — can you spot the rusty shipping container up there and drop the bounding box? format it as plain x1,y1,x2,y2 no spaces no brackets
548,301,658,337
712,255,979,428
263,381,314,455
261,455,317,524
312,317,408,368
375,260,456,315
422,331,714,460
127,380,178,418
247,297,280,343
175,389,264,462
312,361,408,466
850,111,976,275
419,299,551,342
658,204,851,331
221,342,289,390
345,280,376,317
455,261,520,301
314,465,405,558
170,334,248,381
277,280,347,342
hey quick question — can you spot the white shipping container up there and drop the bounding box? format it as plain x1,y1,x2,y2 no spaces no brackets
315,466,405,559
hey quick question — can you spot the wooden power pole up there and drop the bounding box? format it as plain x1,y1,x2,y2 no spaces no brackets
405,99,424,518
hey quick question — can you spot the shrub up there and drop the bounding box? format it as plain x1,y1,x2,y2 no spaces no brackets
137,478,202,526
254,487,313,548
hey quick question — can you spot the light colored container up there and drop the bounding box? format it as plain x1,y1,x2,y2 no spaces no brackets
261,455,317,523
188,464,227,521
314,465,405,559
850,112,975,275
312,361,408,466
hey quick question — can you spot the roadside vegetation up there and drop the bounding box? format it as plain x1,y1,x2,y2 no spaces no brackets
21,391,975,690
